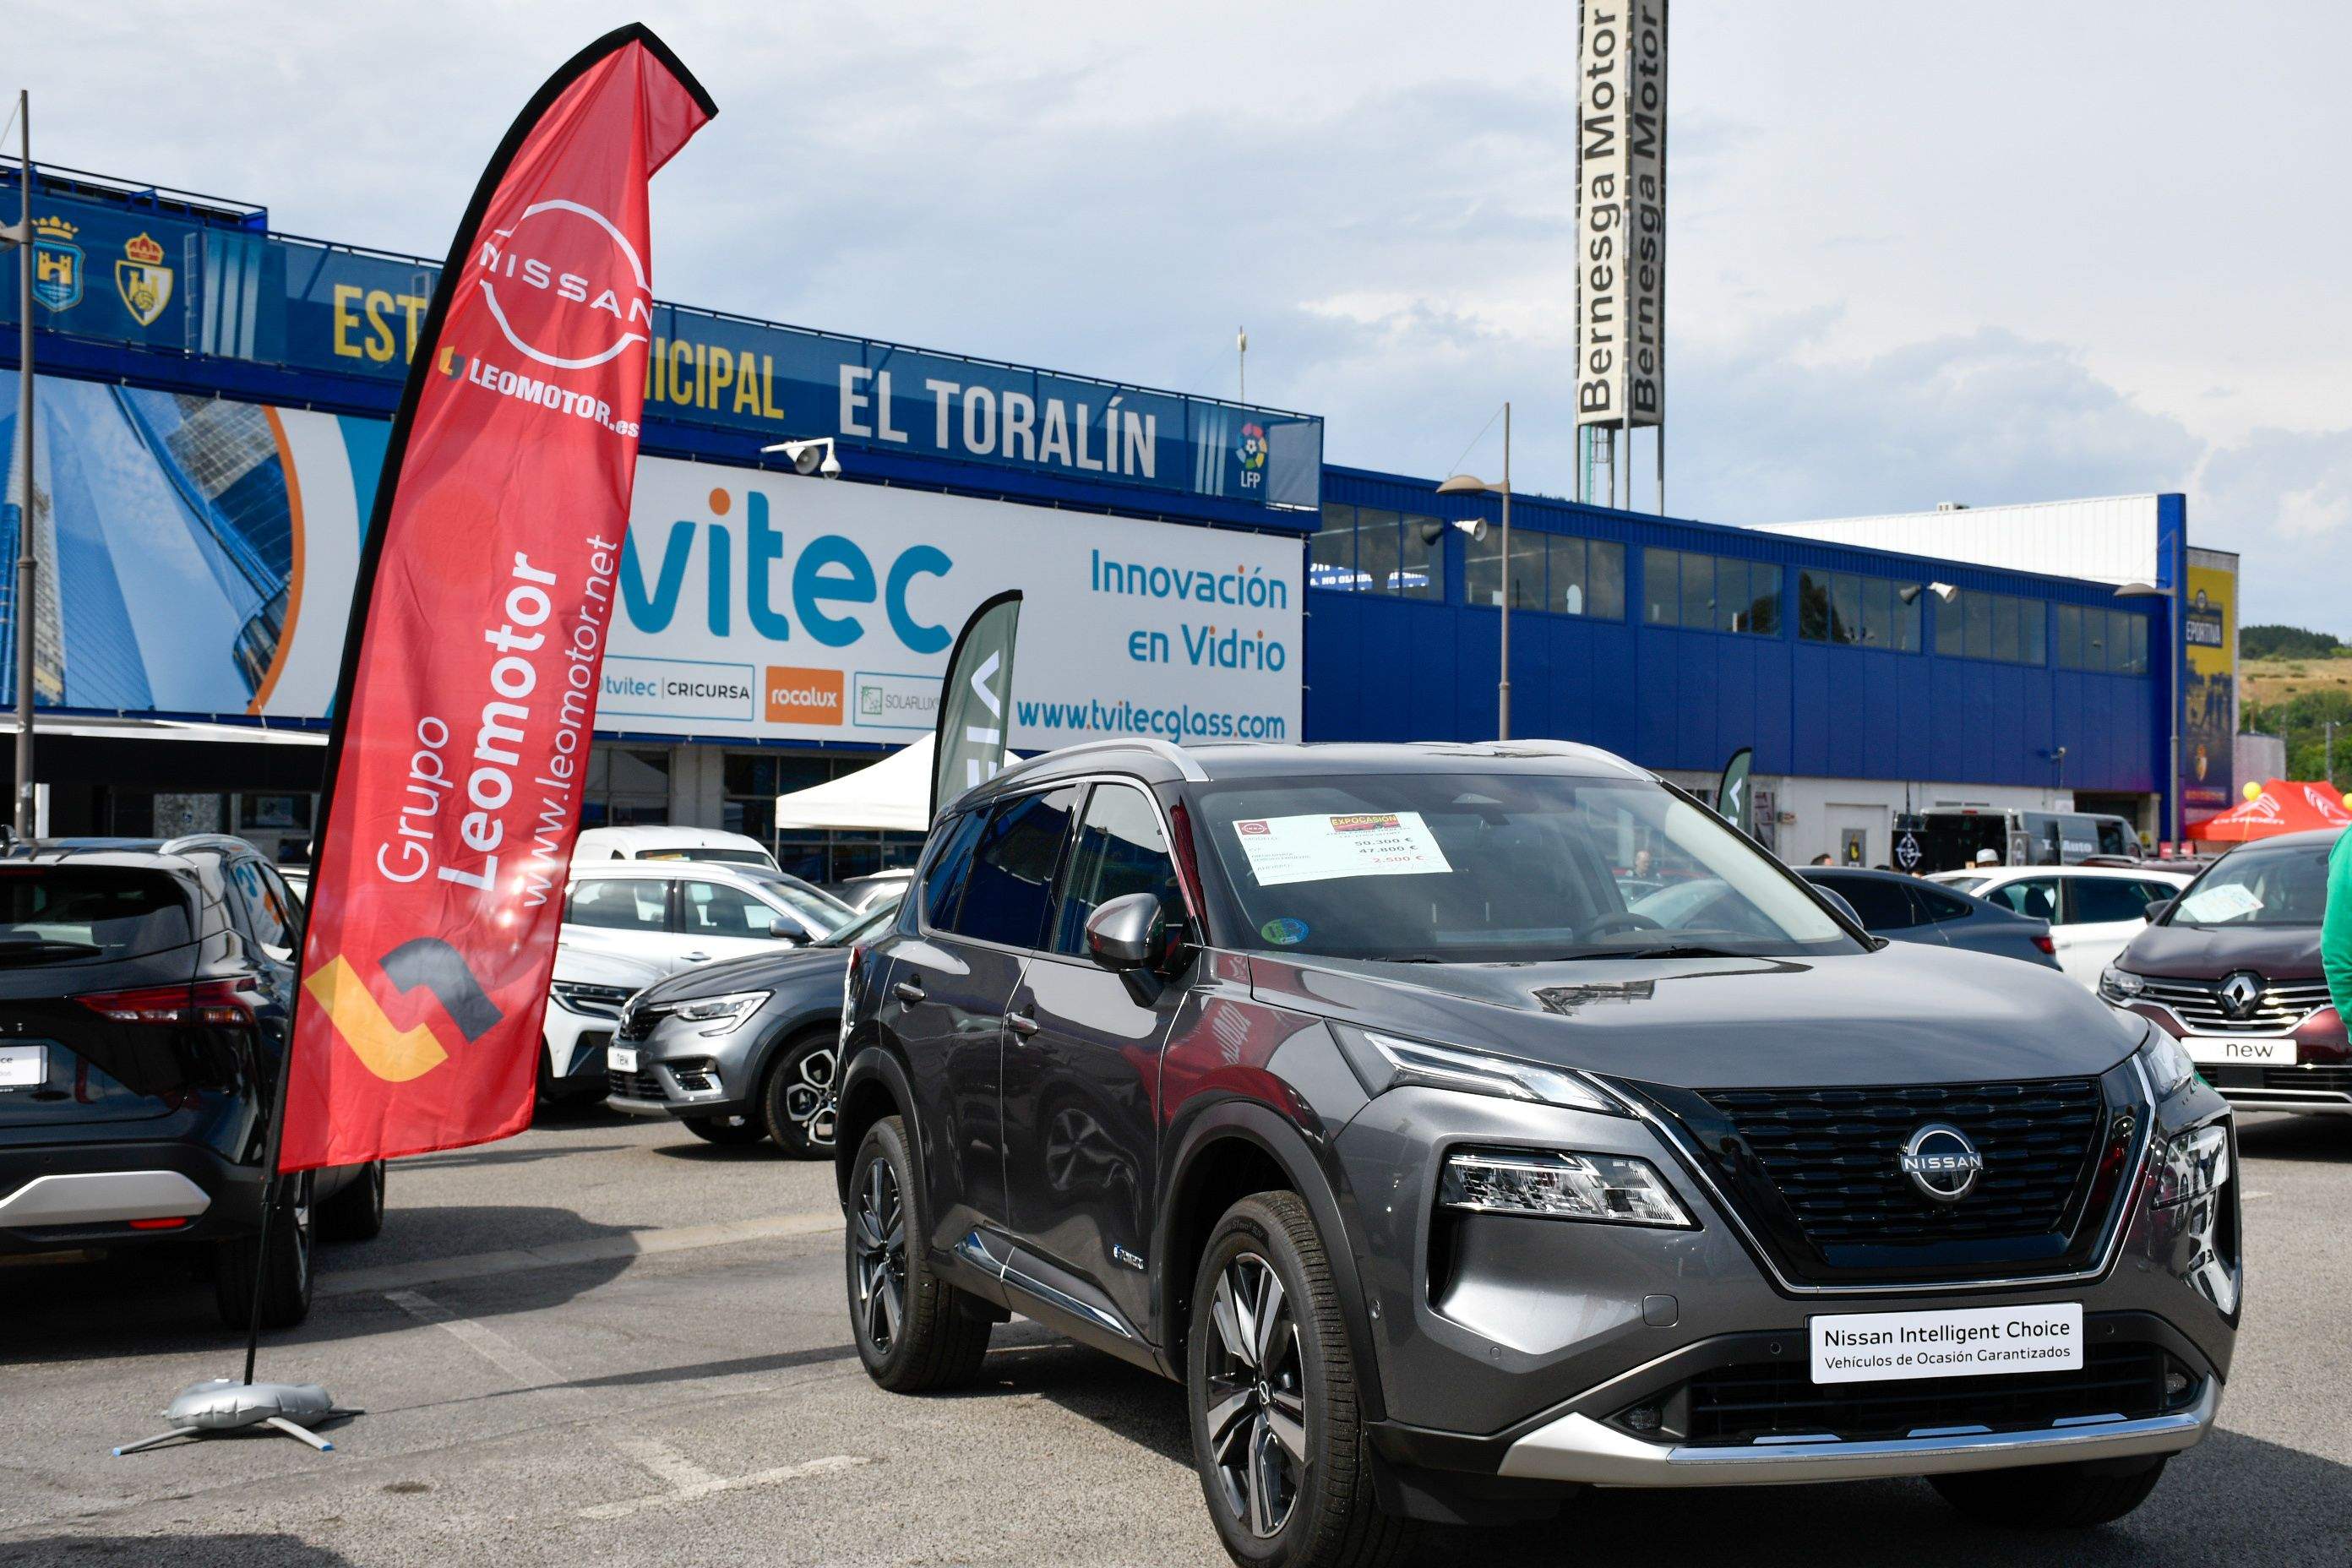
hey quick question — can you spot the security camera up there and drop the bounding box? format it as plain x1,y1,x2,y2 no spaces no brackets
760,437,841,479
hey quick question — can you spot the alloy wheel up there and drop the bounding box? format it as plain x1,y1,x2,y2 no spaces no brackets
783,1046,838,1149
852,1154,906,1353
1202,1251,1309,1539
286,1174,313,1293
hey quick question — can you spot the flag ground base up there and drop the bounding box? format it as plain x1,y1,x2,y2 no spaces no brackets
113,1379,362,1456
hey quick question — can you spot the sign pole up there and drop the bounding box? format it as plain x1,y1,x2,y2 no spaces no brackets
11,90,35,836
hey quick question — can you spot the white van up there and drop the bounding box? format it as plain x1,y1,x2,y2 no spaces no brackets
571,825,778,871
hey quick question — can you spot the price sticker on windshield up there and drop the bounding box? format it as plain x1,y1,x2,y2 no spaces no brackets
1229,812,1453,887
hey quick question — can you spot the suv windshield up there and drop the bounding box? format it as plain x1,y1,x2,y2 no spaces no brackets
2166,841,2333,927
0,865,196,963
1192,772,1855,962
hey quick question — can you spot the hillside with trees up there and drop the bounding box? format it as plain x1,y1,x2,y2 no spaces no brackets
2240,624,2352,781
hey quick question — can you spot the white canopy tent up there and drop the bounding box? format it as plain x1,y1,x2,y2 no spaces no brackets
772,733,1016,835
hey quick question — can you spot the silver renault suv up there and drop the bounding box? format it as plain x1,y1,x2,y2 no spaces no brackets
832,739,2240,1566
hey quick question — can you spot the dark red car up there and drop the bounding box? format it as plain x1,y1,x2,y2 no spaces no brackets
2100,827,2350,1118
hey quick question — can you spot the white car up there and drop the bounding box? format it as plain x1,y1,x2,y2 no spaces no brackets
1928,864,2192,985
559,861,854,980
542,940,663,1102
572,824,779,870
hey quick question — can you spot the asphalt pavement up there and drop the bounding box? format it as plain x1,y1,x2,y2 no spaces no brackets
3,1106,2348,1566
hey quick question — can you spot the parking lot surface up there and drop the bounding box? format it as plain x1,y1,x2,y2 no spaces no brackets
4,1107,2348,1567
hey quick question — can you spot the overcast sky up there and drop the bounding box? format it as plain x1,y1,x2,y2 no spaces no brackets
19,2,2351,631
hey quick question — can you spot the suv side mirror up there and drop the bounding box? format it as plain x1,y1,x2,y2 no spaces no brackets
768,916,799,941
1085,892,1164,972
2143,898,2172,923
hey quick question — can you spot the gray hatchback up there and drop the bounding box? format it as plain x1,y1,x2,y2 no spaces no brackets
835,740,2240,1567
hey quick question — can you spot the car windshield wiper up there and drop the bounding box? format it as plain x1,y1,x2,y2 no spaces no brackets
1588,943,1747,961
0,939,105,963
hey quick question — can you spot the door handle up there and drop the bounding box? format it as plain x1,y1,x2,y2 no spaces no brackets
1004,1008,1040,1037
893,981,927,1004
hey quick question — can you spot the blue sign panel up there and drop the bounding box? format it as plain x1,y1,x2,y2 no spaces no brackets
3,182,1321,514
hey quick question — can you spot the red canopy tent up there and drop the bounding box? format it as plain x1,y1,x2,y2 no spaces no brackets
2186,779,2352,842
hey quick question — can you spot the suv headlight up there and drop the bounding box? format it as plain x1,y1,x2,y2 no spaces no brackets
2100,966,2148,1004
1440,1148,1692,1228
1339,1029,1621,1114
667,990,771,1037
2138,1028,2199,1097
550,981,633,1019
2151,1122,2230,1210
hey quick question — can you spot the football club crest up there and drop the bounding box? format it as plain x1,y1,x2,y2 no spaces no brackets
114,232,174,327
30,215,84,312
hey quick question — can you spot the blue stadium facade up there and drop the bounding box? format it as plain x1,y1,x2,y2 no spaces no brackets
0,162,2177,872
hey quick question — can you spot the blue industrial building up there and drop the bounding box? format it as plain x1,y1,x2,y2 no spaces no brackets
2,161,2181,871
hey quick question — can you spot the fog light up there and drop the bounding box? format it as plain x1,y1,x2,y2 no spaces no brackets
2164,1369,2191,1400
1625,1404,1663,1433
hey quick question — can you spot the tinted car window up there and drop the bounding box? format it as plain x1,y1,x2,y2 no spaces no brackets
1816,874,1920,930
2070,877,2159,925
682,879,787,938
1912,885,1975,923
948,787,1079,949
566,877,669,932
1988,877,2059,923
227,858,297,952
1049,784,1180,956
0,866,194,962
918,810,987,930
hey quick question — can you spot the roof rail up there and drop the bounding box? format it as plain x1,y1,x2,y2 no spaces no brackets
1018,736,1208,781
158,833,253,858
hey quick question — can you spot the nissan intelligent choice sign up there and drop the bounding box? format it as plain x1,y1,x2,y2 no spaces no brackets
281,30,715,1170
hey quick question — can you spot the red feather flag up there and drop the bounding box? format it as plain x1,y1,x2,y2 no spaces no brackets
280,26,715,1170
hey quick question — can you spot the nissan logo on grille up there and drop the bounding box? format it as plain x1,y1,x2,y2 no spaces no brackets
1897,1124,1984,1203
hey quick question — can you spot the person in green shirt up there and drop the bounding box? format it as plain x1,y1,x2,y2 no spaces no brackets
2326,830,2352,1021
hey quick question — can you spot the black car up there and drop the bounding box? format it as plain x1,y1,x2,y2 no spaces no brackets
1798,865,2061,968
835,740,2237,1566
0,836,383,1328
608,897,901,1154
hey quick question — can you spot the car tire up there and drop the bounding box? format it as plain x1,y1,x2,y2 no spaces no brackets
316,1160,386,1243
760,1030,840,1158
1185,1191,1416,1568
846,1115,991,1391
214,1172,315,1331
683,1113,767,1146
1930,1456,2169,1528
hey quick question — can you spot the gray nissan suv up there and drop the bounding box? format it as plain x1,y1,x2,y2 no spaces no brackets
833,739,2239,1566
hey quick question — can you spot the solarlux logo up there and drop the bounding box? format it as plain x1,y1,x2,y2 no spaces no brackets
474,199,653,370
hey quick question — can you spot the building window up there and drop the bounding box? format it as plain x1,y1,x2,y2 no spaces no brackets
1648,549,1777,634
1309,504,1445,600
581,745,671,826
1934,589,2044,665
1800,569,1920,650
2055,604,2150,675
1470,530,1624,618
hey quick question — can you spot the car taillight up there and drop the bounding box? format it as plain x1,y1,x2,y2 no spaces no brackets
76,979,258,1027
2033,935,2057,955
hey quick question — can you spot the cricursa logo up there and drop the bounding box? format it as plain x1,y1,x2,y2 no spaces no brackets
474,199,653,370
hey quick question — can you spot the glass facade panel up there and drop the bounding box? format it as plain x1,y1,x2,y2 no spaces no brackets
1749,561,1782,636
1588,540,1625,621
2055,603,2082,667
1680,551,1716,629
1716,557,1745,633
1964,591,1993,660
1894,585,1922,651
1550,536,1589,615
1356,509,1402,597
1860,575,1893,648
1936,594,1964,656
1309,504,1358,591
1508,529,1545,609
1644,547,1678,625
2022,602,2047,665
1831,572,1862,646
1992,595,2021,662
1467,531,1503,607
1799,569,1831,641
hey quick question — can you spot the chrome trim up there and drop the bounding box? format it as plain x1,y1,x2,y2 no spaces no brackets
0,1170,212,1227
1605,1056,2156,1298
2214,1089,2352,1113
955,1229,1135,1340
1498,1382,2218,1487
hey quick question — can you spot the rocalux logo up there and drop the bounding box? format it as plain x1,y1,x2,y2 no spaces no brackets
966,651,1004,790
475,199,652,370
1897,1123,1984,1203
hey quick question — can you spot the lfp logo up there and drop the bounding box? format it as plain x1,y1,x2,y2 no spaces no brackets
1236,422,1268,490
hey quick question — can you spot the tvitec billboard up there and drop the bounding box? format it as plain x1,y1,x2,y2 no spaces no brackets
0,373,1302,749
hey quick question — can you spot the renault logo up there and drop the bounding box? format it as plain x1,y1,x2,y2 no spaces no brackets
2218,972,2263,1020
1897,1124,1984,1203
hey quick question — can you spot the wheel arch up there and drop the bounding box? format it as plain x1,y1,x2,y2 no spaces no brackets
1156,1101,1386,1421
834,1036,919,1205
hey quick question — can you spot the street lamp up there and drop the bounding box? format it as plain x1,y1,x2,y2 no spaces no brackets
1437,401,1512,739
2115,579,2180,845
